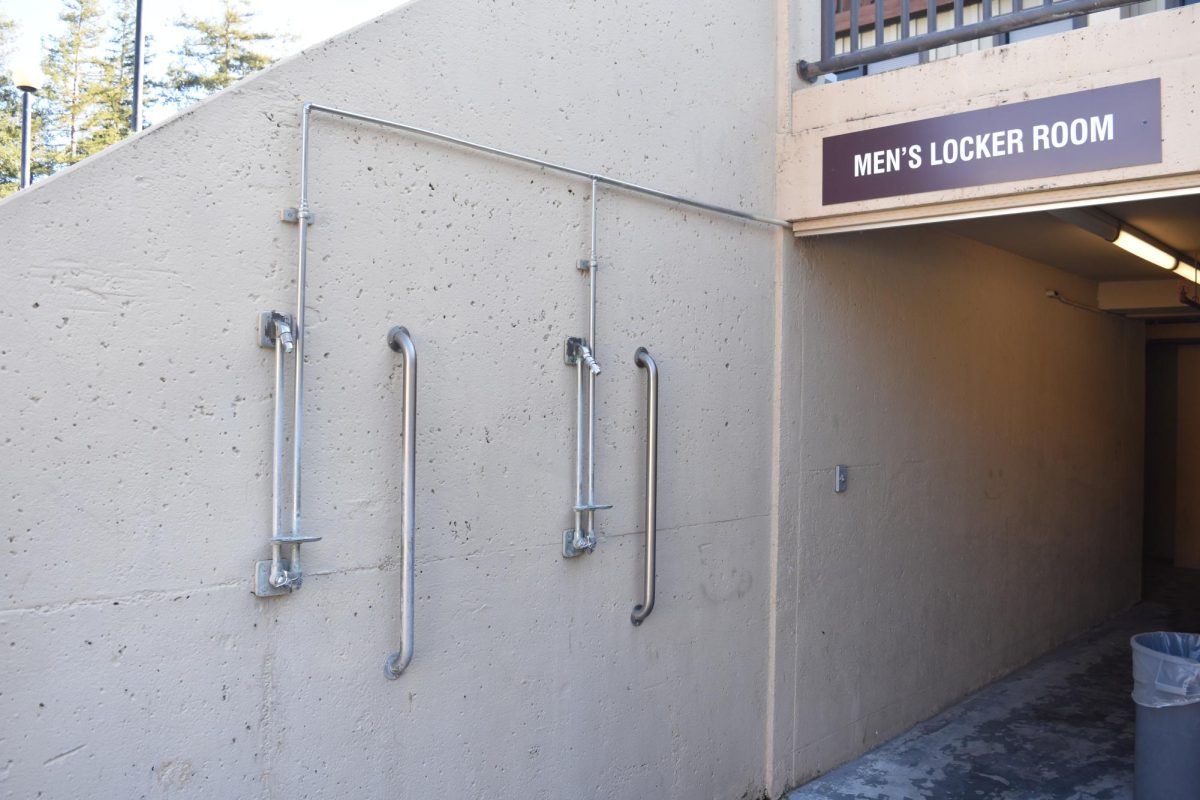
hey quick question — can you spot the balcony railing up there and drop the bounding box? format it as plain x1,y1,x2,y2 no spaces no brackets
798,0,1192,81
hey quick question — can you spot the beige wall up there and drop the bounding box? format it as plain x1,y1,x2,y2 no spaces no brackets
0,1,1152,797
0,1,782,797
768,226,1144,791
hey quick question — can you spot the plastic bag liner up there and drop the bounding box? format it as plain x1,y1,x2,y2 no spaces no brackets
1131,632,1200,708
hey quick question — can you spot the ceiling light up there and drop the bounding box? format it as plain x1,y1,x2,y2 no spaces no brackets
1174,263,1200,284
1112,228,1178,270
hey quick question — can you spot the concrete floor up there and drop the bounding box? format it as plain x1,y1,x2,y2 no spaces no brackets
788,565,1200,800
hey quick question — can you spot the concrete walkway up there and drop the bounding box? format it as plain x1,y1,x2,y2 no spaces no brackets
787,604,1170,800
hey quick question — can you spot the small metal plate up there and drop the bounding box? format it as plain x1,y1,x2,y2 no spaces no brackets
258,312,275,349
835,465,848,494
254,559,293,597
562,529,597,558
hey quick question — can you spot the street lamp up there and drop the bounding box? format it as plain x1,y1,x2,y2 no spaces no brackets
11,64,44,190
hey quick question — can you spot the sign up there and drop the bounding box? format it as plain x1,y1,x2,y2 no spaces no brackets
822,79,1162,205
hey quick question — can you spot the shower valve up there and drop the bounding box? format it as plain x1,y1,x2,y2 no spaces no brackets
564,337,601,375
259,311,296,353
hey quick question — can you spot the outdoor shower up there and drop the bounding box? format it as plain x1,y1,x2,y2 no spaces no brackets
250,101,785,667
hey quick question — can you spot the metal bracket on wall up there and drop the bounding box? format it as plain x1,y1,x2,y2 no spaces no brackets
279,207,315,225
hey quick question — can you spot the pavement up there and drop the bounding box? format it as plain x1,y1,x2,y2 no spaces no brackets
786,575,1198,800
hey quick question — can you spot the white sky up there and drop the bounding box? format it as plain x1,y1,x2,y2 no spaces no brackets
4,0,404,81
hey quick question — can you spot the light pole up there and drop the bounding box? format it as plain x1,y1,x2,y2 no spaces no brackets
132,0,144,131
11,65,43,190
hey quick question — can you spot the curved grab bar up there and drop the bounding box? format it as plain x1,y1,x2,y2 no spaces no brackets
631,347,659,626
385,326,417,678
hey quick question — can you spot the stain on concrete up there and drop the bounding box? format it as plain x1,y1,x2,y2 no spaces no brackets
788,603,1179,800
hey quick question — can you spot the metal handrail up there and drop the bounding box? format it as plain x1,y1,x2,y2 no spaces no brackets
631,347,659,626
800,0,1138,81
385,326,417,679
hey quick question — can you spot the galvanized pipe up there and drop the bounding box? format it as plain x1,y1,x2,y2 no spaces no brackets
301,104,788,228
631,347,658,626
585,179,598,540
799,0,1135,80
269,333,287,587
385,326,417,679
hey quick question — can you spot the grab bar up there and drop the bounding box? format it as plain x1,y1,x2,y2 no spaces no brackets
631,347,659,626
385,326,417,679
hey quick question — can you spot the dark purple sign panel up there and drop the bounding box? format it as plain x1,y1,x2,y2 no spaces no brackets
822,79,1162,205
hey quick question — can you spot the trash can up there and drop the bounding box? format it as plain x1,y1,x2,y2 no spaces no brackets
1131,632,1200,799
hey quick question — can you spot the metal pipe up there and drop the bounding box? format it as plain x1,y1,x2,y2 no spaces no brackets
631,347,658,626
574,355,585,547
385,326,417,679
799,0,1133,80
303,104,788,228
269,332,287,587
132,0,144,132
19,90,32,189
585,179,598,540
291,105,313,546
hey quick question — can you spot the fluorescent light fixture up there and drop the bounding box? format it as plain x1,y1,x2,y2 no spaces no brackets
1112,228,1178,270
1174,263,1200,284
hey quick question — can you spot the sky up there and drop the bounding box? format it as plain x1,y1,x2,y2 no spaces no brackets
4,0,404,82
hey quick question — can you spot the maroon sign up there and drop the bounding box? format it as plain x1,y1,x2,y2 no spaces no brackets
822,79,1162,205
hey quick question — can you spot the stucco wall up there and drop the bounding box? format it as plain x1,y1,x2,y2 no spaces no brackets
0,1,782,797
769,226,1144,789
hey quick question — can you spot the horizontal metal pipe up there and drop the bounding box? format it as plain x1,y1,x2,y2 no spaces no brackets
305,104,789,228
798,0,1133,80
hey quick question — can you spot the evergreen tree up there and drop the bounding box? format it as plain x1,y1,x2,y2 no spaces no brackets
83,0,152,155
166,0,286,103
42,0,107,165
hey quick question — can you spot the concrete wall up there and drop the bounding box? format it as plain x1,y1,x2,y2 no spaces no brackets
0,1,783,797
0,1,1153,797
767,225,1145,791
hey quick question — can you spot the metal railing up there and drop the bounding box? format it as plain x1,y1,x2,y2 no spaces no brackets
799,0,1176,81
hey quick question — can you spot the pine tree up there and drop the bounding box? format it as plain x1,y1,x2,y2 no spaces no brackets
83,0,152,155
42,0,107,165
166,0,287,103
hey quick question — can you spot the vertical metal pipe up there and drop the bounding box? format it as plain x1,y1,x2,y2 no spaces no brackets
131,0,144,132
954,0,964,27
574,358,585,543
1014,0,1024,11
386,326,417,679
875,0,885,45
927,0,937,32
822,0,836,58
291,105,312,544
902,0,912,39
631,348,658,626
983,0,993,20
269,335,286,586
585,179,597,539
19,90,31,189
850,0,861,50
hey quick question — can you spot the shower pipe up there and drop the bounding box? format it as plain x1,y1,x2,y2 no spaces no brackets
385,326,417,679
631,347,659,626
283,102,788,575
